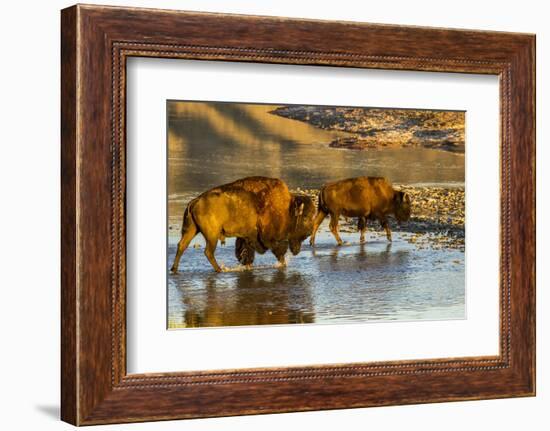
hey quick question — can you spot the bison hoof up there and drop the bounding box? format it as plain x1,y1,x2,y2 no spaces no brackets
275,255,288,267
218,263,230,273
170,266,178,274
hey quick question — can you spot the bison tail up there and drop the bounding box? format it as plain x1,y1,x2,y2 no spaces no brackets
180,199,198,235
317,189,330,214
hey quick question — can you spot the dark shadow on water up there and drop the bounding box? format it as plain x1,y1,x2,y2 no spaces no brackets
321,241,408,273
328,241,388,261
35,404,59,420
354,241,392,262
182,269,315,327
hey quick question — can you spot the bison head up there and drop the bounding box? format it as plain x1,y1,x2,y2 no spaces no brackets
288,194,316,255
393,190,412,222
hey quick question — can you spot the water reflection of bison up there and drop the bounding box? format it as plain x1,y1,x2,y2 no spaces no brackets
183,270,315,327
310,176,411,246
170,176,315,273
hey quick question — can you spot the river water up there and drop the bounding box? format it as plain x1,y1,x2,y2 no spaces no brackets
167,101,465,329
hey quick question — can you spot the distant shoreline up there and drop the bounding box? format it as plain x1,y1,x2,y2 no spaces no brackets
271,106,465,153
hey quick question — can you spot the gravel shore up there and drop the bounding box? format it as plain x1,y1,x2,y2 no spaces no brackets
291,185,465,251
271,106,465,153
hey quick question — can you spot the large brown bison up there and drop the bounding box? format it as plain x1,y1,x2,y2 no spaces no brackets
170,177,315,273
309,177,411,247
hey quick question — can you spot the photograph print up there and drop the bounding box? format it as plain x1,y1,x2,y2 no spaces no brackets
167,100,465,329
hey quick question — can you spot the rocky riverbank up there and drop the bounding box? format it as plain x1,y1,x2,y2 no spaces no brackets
291,185,465,251
271,106,465,153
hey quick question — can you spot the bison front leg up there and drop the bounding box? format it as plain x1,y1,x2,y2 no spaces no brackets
329,213,344,246
271,241,289,266
380,218,392,242
309,210,327,247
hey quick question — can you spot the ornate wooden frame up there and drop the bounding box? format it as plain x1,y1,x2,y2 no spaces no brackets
61,4,535,425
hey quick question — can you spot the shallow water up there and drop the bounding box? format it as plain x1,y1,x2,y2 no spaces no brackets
168,231,465,328
167,101,465,328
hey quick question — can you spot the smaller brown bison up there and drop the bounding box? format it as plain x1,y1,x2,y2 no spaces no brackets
309,177,411,247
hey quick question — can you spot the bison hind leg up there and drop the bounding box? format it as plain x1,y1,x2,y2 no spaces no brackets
235,238,255,266
203,235,223,273
170,222,198,273
329,213,344,246
358,217,367,243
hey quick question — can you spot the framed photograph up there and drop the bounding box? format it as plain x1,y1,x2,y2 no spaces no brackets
61,4,535,425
